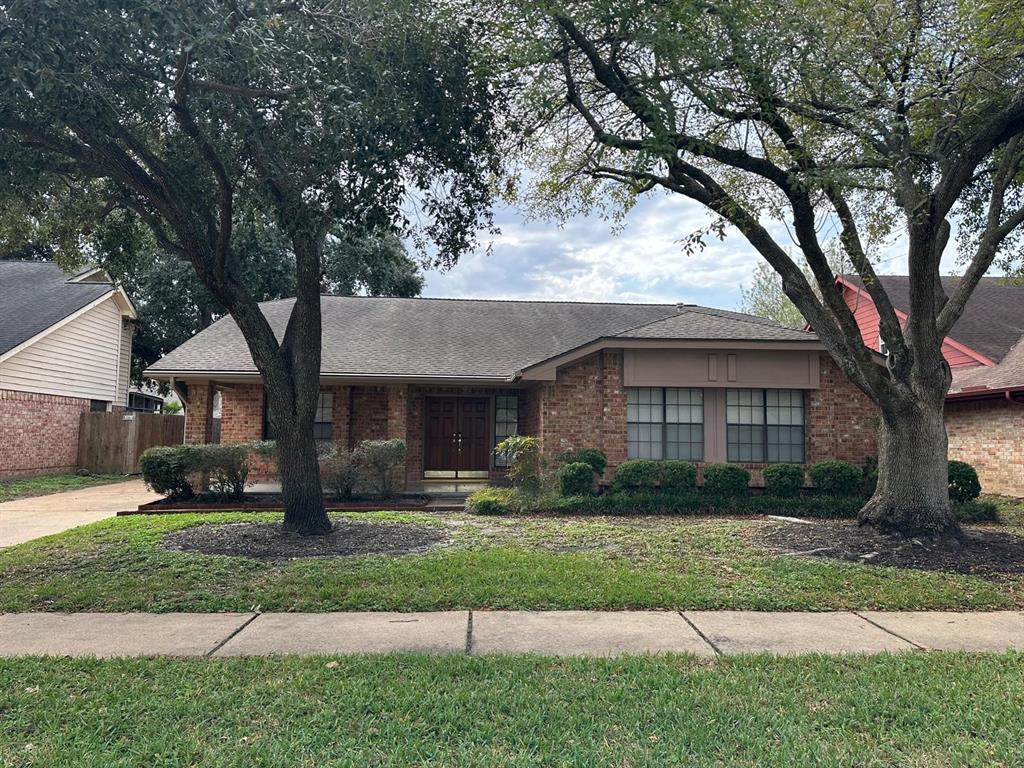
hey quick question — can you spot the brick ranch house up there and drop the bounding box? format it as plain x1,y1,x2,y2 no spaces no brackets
0,261,136,478
145,297,880,491
839,275,1024,497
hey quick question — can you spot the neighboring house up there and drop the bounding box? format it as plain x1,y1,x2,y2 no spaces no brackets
0,261,137,478
127,384,182,413
839,275,1024,496
145,296,880,491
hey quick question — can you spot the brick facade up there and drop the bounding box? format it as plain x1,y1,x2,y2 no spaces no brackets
204,350,882,490
0,389,91,478
805,356,880,468
946,397,1024,496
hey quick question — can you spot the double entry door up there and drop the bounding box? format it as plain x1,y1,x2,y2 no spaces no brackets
424,397,490,478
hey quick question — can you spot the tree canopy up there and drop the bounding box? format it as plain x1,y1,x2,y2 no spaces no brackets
0,0,504,533
506,0,1024,536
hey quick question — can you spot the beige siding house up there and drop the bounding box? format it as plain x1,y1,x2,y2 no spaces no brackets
0,262,136,478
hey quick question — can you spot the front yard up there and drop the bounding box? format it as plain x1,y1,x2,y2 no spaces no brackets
2,503,1024,612
3,653,1024,767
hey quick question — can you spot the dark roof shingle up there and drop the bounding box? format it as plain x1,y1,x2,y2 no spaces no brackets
850,275,1024,363
146,296,820,380
0,262,114,356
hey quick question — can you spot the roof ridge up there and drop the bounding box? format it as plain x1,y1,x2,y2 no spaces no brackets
260,294,680,308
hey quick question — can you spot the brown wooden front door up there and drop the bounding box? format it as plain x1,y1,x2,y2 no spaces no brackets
424,397,490,476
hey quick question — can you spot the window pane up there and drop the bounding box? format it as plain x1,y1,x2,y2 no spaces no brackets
494,395,519,467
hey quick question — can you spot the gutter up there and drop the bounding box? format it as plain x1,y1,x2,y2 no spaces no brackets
945,385,1024,402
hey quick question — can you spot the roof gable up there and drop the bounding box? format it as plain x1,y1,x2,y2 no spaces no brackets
0,261,117,357
844,275,1024,363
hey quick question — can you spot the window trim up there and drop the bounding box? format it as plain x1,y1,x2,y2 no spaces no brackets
726,388,806,464
626,386,704,462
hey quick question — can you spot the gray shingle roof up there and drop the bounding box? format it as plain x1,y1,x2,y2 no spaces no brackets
0,261,114,356
849,275,1024,363
616,305,816,341
146,296,821,380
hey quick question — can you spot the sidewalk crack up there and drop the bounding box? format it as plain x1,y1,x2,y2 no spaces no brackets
206,612,261,658
679,611,721,656
853,611,925,650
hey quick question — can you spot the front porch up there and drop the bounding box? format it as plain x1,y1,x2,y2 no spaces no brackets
187,381,530,491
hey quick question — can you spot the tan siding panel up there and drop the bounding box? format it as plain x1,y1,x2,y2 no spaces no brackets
0,299,123,401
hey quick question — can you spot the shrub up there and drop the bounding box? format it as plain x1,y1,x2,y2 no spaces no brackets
139,443,250,501
139,445,196,500
559,462,595,496
763,464,804,498
954,499,999,523
809,460,862,497
702,463,750,498
558,447,607,476
612,459,661,492
352,439,406,499
948,460,981,503
496,435,541,496
319,443,361,500
198,444,250,501
659,460,697,491
466,487,517,515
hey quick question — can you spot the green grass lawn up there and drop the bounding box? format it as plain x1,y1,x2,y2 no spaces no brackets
0,472,126,503
2,653,1024,767
2,509,1023,612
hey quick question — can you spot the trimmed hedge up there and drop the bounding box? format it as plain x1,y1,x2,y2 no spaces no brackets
702,463,750,498
139,443,251,501
612,459,661,492
809,460,862,496
559,448,607,476
659,461,697,491
559,462,595,496
948,460,981,503
763,464,804,498
465,487,518,515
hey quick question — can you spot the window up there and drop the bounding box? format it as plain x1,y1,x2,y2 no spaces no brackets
313,392,333,441
627,387,704,461
263,391,333,441
493,395,519,467
726,388,805,463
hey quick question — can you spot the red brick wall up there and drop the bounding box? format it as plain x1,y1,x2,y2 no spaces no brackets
184,382,215,444
0,389,91,478
528,351,627,480
806,356,879,468
350,387,390,446
946,397,1024,496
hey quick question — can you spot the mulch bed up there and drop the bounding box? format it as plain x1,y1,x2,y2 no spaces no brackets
162,519,450,560
759,519,1024,576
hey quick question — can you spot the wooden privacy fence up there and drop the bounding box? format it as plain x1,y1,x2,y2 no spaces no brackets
78,411,185,474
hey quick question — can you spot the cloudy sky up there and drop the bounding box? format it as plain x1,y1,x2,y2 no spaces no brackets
420,192,968,310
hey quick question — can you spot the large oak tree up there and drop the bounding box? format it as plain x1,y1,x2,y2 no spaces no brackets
0,0,502,534
507,0,1024,537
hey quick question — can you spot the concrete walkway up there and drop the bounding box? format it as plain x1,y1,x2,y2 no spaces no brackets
0,479,159,547
2,610,1023,658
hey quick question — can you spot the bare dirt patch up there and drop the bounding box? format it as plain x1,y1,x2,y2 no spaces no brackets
163,519,449,560
759,519,1024,575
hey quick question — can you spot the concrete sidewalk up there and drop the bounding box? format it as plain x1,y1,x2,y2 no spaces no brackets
0,479,159,547
2,610,1023,658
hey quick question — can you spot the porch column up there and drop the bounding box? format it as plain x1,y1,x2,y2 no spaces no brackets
329,385,351,449
387,385,409,490
184,382,214,445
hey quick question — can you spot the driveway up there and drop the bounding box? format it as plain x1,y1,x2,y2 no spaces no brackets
0,479,159,547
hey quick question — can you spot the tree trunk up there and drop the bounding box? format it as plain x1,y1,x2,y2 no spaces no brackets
858,394,959,539
274,417,331,535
